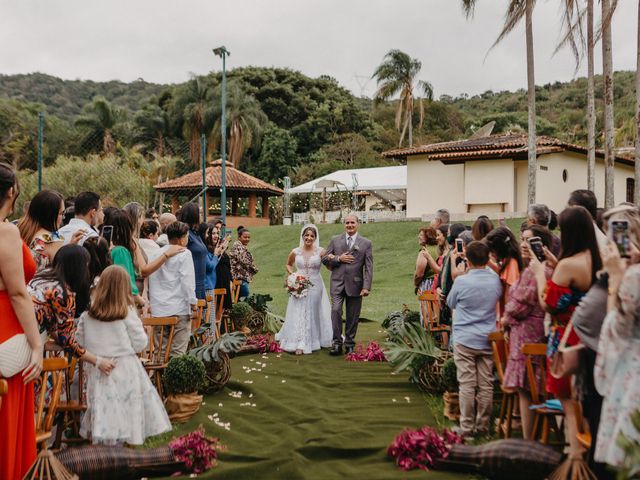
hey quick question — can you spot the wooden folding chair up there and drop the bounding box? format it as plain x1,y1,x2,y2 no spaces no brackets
141,316,177,399
34,357,68,450
522,343,565,445
417,291,449,348
24,357,78,480
0,378,7,410
44,342,88,449
488,331,519,438
212,287,227,339
192,299,208,333
231,279,242,304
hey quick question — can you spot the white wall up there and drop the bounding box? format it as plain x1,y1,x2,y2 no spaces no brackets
464,159,515,211
406,156,465,217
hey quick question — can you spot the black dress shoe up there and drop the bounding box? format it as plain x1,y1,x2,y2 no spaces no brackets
344,346,355,355
329,345,343,356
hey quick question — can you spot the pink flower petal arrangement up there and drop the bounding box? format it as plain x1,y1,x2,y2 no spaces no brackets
345,341,387,362
169,426,224,474
245,333,284,353
387,426,463,471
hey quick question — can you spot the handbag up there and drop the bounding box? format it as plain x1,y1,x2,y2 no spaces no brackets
549,320,584,379
0,333,32,378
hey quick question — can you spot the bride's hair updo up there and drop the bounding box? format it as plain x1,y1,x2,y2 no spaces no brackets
302,226,317,238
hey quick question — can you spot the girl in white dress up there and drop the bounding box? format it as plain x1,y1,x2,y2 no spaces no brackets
76,265,171,445
276,224,332,355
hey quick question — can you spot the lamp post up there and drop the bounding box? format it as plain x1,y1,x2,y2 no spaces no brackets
213,46,230,229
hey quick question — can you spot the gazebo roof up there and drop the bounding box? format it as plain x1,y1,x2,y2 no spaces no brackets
154,160,284,196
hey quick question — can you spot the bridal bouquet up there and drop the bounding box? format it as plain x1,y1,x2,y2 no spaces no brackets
286,273,313,298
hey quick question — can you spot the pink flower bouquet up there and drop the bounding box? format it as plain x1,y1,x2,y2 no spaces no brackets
387,426,463,471
345,341,387,362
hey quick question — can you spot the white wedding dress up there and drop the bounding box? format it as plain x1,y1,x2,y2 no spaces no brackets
276,244,333,354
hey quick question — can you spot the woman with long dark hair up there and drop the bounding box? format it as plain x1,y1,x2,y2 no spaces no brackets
18,190,84,272
414,226,440,295
531,205,602,461
83,236,112,285
485,226,524,317
28,244,114,373
0,164,42,480
213,220,234,314
108,209,182,308
179,202,208,300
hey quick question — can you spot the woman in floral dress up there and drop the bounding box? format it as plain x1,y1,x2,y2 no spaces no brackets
501,224,552,439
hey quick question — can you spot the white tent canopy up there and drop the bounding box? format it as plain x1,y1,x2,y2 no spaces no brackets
288,165,406,204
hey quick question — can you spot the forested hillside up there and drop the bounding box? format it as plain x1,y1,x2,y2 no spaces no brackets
0,69,636,189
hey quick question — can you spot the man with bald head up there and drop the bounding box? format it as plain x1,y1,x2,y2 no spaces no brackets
322,214,374,355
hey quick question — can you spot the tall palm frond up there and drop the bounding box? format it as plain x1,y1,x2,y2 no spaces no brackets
383,321,442,374
75,96,122,155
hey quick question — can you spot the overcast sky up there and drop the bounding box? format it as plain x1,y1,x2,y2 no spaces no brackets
0,0,637,98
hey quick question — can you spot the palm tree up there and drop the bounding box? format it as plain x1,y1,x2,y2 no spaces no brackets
134,103,171,157
463,0,538,205
169,77,215,167
602,0,616,208
371,49,433,147
75,96,121,155
211,81,268,169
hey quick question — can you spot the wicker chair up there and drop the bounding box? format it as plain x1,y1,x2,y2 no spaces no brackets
141,316,177,399
489,330,519,438
417,291,449,348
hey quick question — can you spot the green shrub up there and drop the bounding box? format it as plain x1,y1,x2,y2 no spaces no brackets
229,301,253,327
163,355,206,395
442,357,458,392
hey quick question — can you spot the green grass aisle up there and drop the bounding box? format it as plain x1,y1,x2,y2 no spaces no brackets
157,320,475,479
153,221,519,479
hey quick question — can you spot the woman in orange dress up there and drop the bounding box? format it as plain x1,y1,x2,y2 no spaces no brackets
0,164,43,480
485,226,524,319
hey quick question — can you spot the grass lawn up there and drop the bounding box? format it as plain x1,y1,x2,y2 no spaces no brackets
154,218,524,479
248,218,524,321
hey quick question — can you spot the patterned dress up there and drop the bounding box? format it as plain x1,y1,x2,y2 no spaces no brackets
28,278,85,358
502,266,549,390
28,231,64,273
594,265,640,467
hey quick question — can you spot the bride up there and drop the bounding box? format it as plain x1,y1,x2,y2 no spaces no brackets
276,224,332,355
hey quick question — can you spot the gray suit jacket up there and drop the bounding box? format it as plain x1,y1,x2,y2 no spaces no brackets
323,234,373,297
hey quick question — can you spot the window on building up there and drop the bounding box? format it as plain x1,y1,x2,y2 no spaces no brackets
627,178,635,204
562,169,568,183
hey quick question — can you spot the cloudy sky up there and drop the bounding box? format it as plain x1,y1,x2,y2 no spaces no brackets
0,0,637,98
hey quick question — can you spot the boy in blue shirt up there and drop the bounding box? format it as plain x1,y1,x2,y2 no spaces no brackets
447,241,502,436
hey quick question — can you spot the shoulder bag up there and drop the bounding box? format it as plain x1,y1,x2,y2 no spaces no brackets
0,333,31,378
549,320,584,379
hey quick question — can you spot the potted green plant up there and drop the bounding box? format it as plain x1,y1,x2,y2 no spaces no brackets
442,357,460,421
163,355,206,423
189,332,246,393
229,301,253,333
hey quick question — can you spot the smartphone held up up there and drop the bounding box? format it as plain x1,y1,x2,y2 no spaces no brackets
527,236,546,263
609,219,631,258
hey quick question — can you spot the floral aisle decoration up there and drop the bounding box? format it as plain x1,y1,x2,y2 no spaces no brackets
345,341,387,362
286,273,313,298
387,426,464,471
169,426,225,475
244,333,283,354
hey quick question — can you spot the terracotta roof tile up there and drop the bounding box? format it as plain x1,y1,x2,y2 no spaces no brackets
382,133,635,166
154,159,284,196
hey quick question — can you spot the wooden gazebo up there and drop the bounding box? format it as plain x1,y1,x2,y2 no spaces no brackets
154,160,284,228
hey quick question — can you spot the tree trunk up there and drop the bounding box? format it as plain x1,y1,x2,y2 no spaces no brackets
602,0,615,209
526,0,537,206
587,0,596,192
408,95,414,147
636,0,640,205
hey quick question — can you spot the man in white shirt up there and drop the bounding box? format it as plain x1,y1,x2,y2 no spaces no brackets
148,221,197,356
58,191,102,245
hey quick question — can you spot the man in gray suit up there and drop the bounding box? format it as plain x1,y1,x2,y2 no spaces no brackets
322,214,373,355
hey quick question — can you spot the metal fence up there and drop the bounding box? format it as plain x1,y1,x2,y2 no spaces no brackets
14,112,210,219
293,209,407,225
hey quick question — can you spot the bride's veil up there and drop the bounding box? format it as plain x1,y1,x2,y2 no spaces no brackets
299,224,320,250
